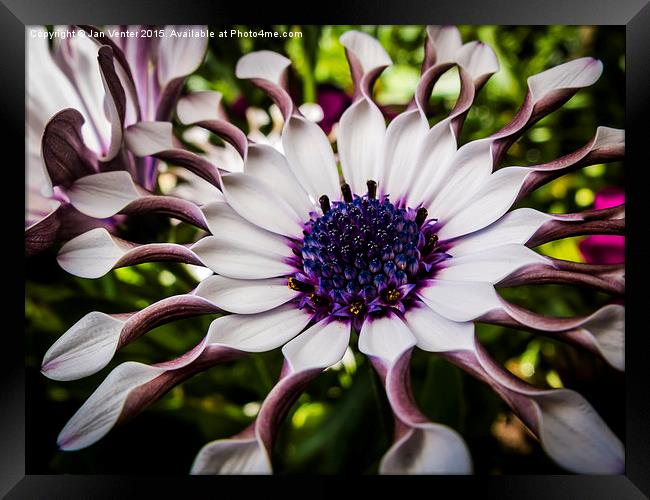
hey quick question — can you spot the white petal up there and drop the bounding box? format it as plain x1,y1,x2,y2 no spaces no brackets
195,275,298,314
380,110,429,201
282,115,340,202
417,280,502,322
243,144,314,221
191,438,272,474
67,171,142,218
447,208,552,256
57,362,163,450
358,315,416,364
206,304,311,352
528,57,603,103
222,172,304,238
405,119,457,208
157,25,208,88
337,99,386,195
42,312,124,381
436,167,531,241
282,319,351,372
339,30,392,74
201,201,291,257
437,244,549,284
592,126,625,150
426,139,493,219
580,304,625,371
236,50,291,84
57,228,127,279
125,121,174,156
404,304,475,352
192,235,294,280
380,424,472,474
425,26,462,64
455,41,499,80
176,91,223,124
534,390,624,474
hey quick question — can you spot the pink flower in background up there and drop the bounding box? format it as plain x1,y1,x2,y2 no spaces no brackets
579,187,625,264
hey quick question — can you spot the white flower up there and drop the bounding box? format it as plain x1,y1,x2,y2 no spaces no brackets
41,26,624,475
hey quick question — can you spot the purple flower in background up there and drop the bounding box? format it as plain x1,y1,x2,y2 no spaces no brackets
25,25,208,255
317,83,353,134
579,187,625,264
37,27,625,475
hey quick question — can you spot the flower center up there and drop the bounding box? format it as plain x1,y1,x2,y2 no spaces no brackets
290,180,449,327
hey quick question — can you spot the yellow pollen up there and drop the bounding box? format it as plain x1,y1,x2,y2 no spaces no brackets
288,277,300,291
349,301,364,315
386,289,400,302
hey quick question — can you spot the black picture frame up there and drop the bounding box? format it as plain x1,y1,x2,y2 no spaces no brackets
7,0,650,497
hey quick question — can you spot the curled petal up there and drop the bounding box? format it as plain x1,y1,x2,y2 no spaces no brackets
480,302,625,371
191,426,272,474
443,340,623,474
373,349,472,474
423,26,462,68
96,45,127,161
25,202,62,256
236,50,293,120
120,195,209,231
66,171,144,218
176,91,223,124
42,294,221,381
57,228,202,278
57,343,242,451
157,25,209,88
41,109,98,188
491,58,604,163
340,30,392,100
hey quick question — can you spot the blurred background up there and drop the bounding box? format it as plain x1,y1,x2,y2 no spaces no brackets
26,25,625,474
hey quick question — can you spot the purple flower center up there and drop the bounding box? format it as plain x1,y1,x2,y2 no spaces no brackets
289,180,450,328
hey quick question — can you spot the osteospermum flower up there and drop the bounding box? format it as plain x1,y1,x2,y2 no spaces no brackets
41,27,625,474
25,24,209,255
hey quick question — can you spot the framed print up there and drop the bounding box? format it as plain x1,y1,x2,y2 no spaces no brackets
7,0,650,497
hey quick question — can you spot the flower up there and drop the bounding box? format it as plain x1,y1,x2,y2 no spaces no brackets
25,25,208,255
578,187,625,264
39,26,625,474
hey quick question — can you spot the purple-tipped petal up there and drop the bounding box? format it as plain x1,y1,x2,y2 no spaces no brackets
340,30,392,101
41,109,98,188
176,91,223,124
57,228,203,278
236,50,294,120
120,195,209,231
57,343,242,451
96,45,127,161
66,171,144,218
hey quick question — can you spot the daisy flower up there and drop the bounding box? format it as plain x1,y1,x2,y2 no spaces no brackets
40,26,624,474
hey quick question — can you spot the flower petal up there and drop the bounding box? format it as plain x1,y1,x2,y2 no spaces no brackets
57,227,128,278
532,390,624,474
337,98,386,195
195,275,299,314
437,244,550,284
206,305,311,352
66,171,143,218
124,121,174,156
282,115,340,203
404,303,475,352
156,25,208,88
358,314,416,364
528,57,603,103
243,144,314,221
176,91,223,124
222,172,304,238
380,424,472,474
447,208,552,256
424,26,462,65
380,110,430,201
41,312,124,381
417,280,502,322
436,167,531,240
191,435,272,474
282,319,351,372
